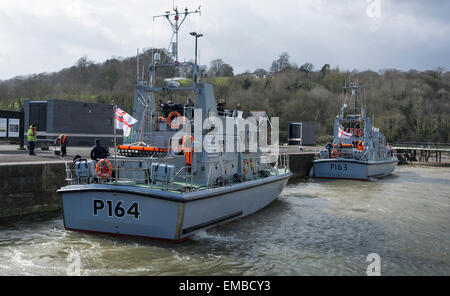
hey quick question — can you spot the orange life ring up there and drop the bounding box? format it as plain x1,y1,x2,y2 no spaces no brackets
167,111,181,126
331,150,339,158
355,129,363,137
243,159,250,174
96,159,113,178
357,141,364,151
345,128,352,135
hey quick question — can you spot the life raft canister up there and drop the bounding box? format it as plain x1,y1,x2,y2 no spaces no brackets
96,159,113,178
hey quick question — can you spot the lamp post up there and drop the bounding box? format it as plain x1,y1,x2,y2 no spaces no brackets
189,32,203,66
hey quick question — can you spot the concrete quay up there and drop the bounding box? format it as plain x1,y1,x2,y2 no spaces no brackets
0,144,101,219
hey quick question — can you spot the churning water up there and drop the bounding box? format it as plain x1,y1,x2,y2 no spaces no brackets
0,166,449,275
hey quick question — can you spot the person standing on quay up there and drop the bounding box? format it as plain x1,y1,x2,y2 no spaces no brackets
27,124,37,155
55,134,68,156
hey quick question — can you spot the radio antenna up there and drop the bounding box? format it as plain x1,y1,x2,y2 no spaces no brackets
136,48,140,83
153,5,201,63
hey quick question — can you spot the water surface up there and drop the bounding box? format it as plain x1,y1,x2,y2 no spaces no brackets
0,166,449,275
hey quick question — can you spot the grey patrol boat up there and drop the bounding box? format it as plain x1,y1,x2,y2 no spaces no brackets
311,81,397,180
58,8,291,242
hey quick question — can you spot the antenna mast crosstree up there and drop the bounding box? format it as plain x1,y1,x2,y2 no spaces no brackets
153,5,201,62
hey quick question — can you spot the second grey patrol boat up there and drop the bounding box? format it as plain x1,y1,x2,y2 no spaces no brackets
311,81,397,180
57,7,291,242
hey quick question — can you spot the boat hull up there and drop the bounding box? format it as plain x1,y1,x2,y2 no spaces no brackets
312,158,397,180
59,173,291,242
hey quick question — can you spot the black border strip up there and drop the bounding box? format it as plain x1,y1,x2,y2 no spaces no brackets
182,210,243,234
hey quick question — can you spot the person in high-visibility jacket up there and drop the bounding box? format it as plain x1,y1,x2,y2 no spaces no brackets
27,124,37,155
55,134,68,156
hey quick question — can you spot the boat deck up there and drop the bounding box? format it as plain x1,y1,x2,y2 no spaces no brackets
95,169,287,194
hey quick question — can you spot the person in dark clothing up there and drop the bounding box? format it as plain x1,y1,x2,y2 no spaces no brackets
158,99,171,117
326,142,333,157
217,100,226,116
55,134,68,156
185,98,194,118
90,139,109,161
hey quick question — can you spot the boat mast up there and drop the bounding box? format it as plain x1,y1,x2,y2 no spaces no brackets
153,5,201,63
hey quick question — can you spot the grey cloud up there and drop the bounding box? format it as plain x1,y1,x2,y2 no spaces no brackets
0,0,448,79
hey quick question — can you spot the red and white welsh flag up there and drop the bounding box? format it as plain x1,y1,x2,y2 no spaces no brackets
115,106,137,137
338,126,352,139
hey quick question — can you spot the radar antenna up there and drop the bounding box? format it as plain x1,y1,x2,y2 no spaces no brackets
153,5,201,63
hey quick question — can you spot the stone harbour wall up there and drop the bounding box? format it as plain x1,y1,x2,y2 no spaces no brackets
0,162,66,219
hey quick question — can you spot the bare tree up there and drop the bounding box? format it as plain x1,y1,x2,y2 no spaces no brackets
270,52,291,73
208,59,234,77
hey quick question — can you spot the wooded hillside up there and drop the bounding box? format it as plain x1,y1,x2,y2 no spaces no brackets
0,49,448,143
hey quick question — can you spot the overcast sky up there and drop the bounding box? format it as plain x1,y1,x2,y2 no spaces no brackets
0,0,449,80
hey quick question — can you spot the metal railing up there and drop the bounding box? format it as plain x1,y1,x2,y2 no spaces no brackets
64,153,289,192
391,142,450,150
275,154,290,174
64,159,150,186
317,147,393,160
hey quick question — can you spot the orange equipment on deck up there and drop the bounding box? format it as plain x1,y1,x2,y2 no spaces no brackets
116,145,168,157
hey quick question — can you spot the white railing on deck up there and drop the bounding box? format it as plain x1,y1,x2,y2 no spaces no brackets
64,154,289,192
64,158,196,191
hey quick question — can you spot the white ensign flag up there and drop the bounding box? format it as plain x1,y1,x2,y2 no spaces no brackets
115,107,137,137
